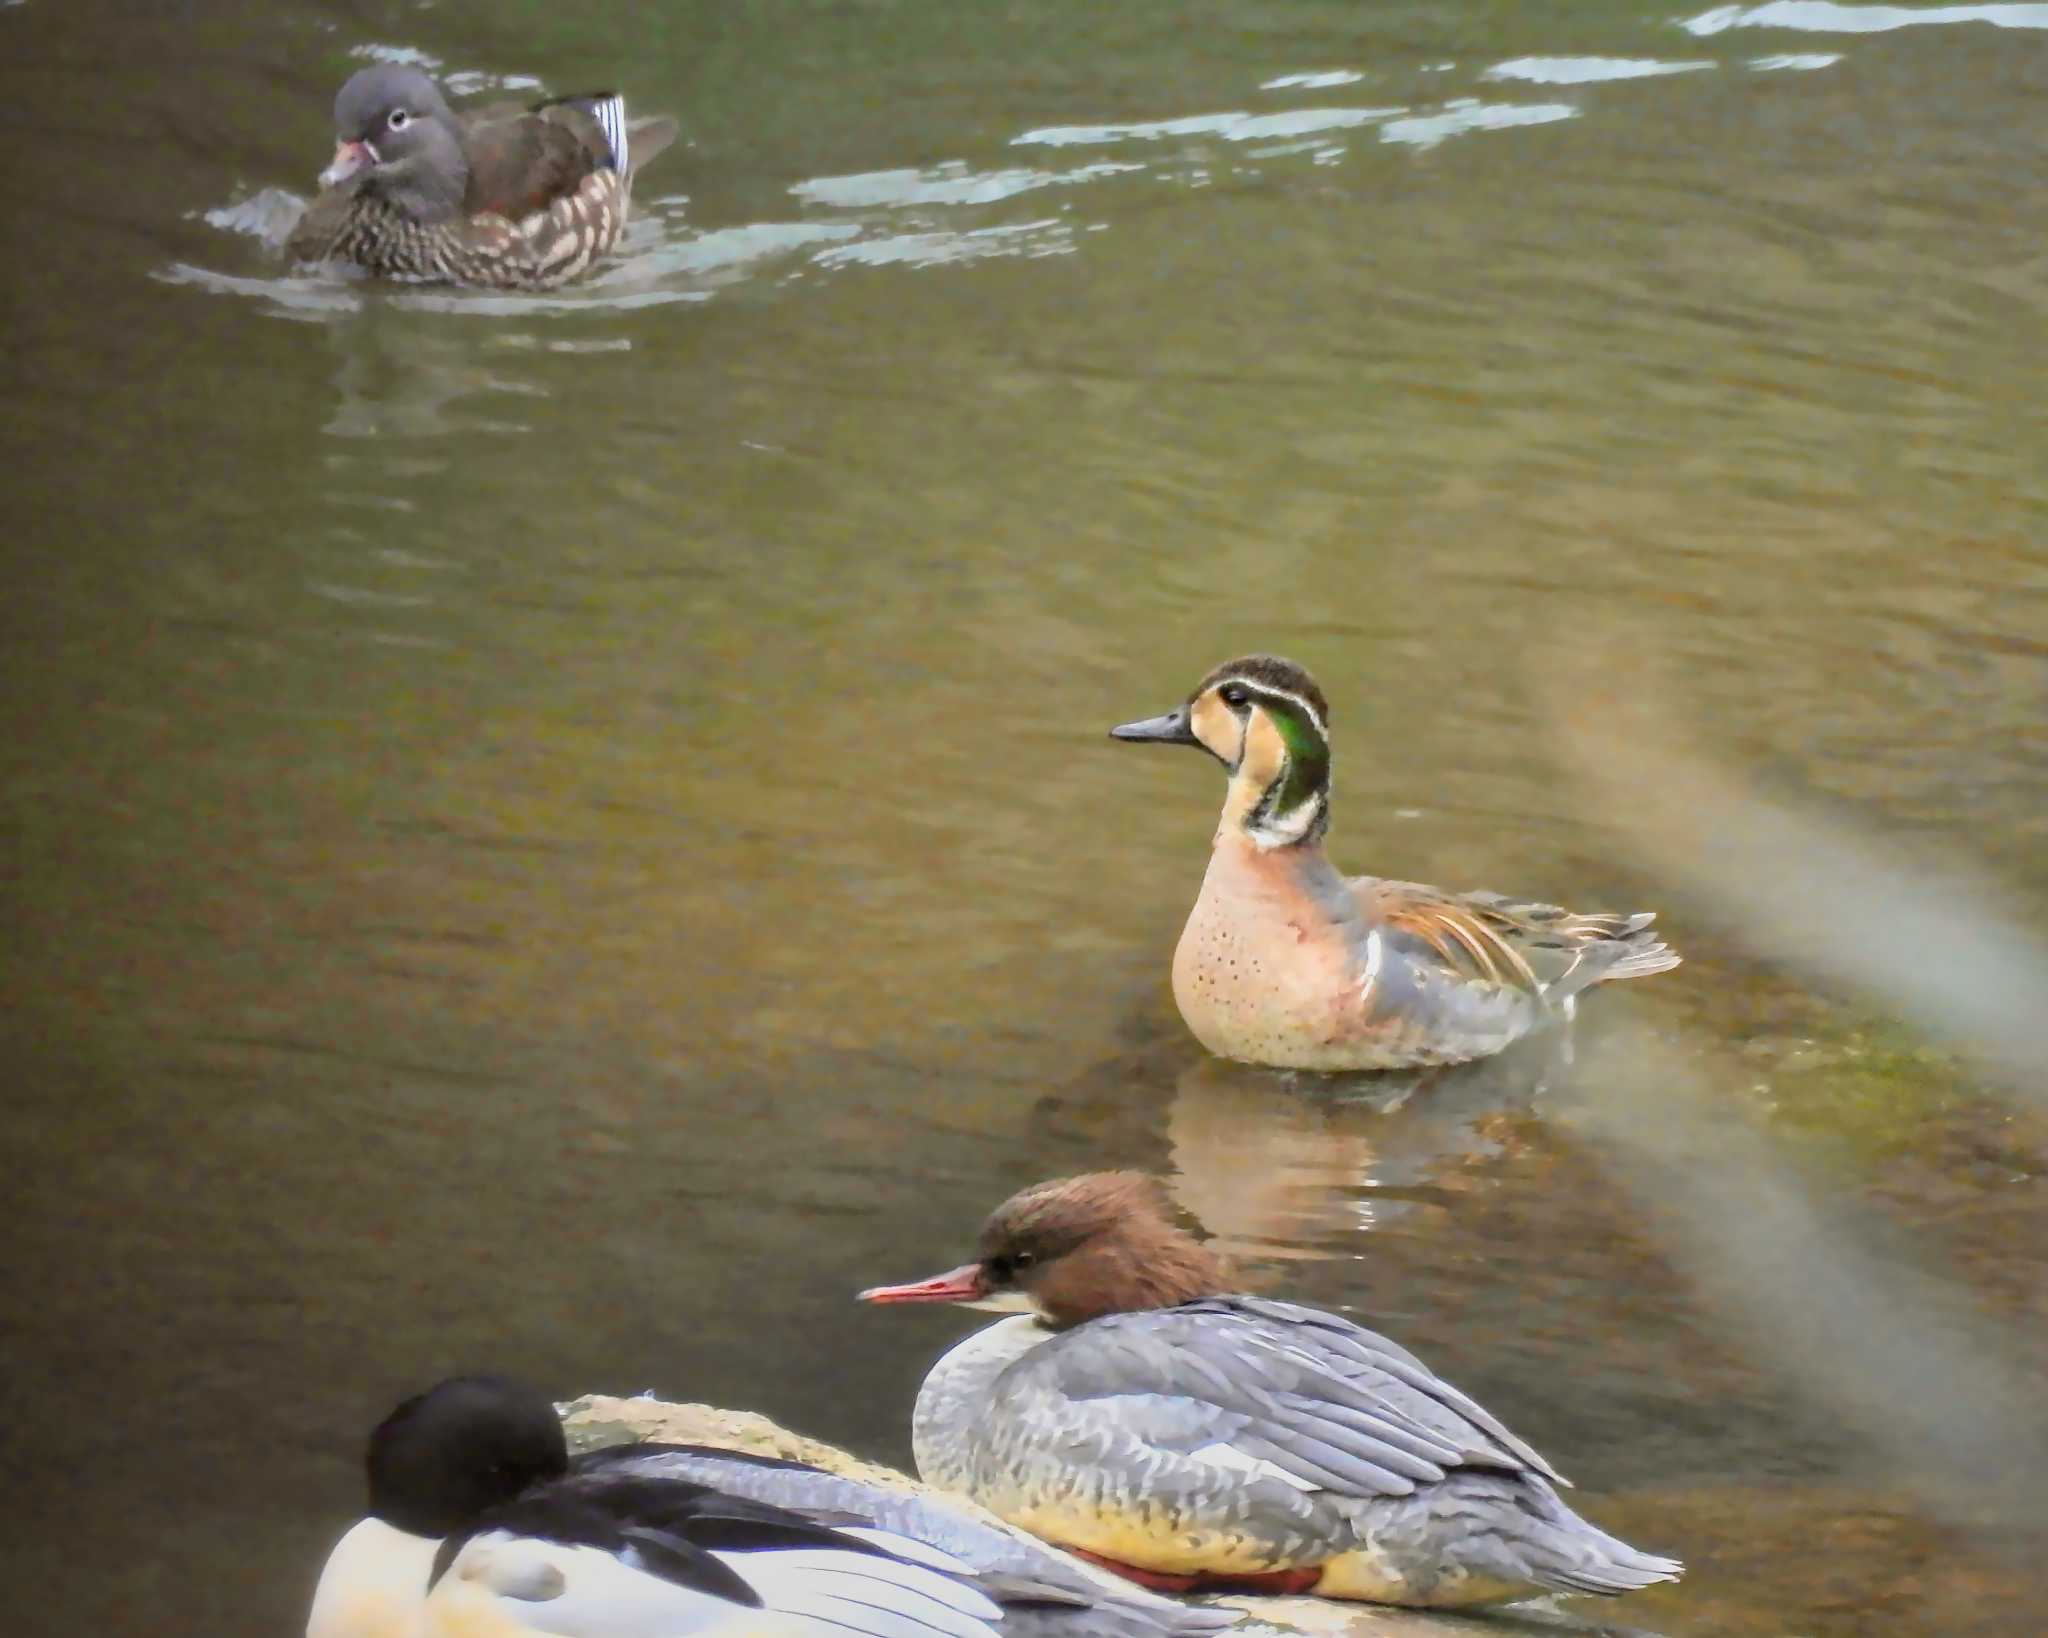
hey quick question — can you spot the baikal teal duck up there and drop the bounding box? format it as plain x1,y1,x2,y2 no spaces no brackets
1112,655,1680,1071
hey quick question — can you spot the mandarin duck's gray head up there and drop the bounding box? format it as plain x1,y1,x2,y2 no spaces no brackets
319,64,467,223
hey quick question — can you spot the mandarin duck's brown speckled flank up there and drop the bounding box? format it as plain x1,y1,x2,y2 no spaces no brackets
1111,655,1680,1072
287,65,678,290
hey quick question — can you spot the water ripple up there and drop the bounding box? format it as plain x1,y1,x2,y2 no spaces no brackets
1484,56,1716,84
345,40,542,96
792,160,1140,209
1014,105,1403,147
1259,69,1366,91
1380,99,1578,150
1685,2,2048,34
812,218,1074,269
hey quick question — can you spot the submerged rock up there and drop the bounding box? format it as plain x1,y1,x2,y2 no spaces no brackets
559,1394,1664,1638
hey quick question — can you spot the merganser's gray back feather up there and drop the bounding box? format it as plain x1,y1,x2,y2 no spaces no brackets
1027,1297,1560,1493
910,1298,1678,1604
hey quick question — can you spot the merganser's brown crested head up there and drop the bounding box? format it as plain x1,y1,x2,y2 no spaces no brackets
1110,656,1333,850
859,1172,1230,1329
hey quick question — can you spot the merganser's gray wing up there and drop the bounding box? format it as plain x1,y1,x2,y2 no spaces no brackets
581,1445,1041,1570
1011,1296,1563,1500
583,1443,1238,1637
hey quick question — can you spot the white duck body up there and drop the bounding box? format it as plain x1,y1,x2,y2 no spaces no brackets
592,1445,1233,1636
309,1376,1234,1638
307,1517,438,1638
423,1513,1009,1638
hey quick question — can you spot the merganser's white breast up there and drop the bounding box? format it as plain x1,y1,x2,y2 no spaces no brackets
910,1314,1052,1492
307,1517,439,1638
424,1522,1006,1638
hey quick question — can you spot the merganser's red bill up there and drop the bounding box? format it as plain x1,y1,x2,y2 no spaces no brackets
857,1263,988,1304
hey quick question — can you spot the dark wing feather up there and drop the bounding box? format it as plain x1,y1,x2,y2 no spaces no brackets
623,114,680,173
457,98,610,218
611,1522,766,1608
1214,1297,1565,1482
558,1447,1241,1635
573,1439,831,1479
429,1471,909,1602
565,1472,909,1556
432,1492,763,1608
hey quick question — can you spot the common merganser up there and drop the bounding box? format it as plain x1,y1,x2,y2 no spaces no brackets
859,1173,1682,1609
306,1375,1238,1638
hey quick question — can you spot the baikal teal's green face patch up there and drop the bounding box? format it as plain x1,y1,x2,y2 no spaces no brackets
1260,694,1330,816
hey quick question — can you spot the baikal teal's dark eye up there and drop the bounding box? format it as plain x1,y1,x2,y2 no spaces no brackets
1220,685,1249,708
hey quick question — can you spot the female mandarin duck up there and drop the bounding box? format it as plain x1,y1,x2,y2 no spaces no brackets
287,65,677,288
861,1173,1682,1609
1110,656,1679,1071
307,1375,1234,1638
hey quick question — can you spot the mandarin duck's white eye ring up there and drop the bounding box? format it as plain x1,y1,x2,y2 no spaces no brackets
387,107,411,131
